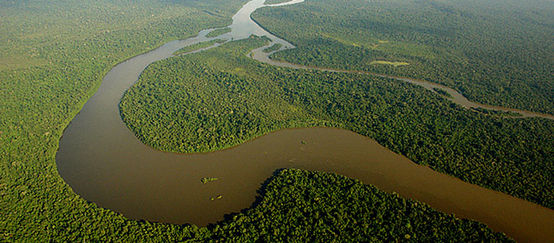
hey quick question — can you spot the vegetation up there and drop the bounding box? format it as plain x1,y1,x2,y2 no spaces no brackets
0,0,547,240
471,108,522,117
206,27,232,38
201,177,219,184
209,169,510,241
121,36,330,153
252,0,554,114
433,88,452,98
263,43,283,53
370,60,410,67
174,39,226,55
120,37,554,210
0,0,249,240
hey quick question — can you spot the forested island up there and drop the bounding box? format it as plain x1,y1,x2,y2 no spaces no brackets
120,37,554,210
174,39,226,55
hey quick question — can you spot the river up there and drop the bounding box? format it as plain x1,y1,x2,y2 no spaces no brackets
56,0,554,241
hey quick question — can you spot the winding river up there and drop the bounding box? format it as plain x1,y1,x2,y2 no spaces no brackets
56,0,554,241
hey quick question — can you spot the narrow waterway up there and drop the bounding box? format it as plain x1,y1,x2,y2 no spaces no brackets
251,46,554,120
56,0,554,242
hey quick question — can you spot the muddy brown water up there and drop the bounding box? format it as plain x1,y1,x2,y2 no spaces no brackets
56,0,554,241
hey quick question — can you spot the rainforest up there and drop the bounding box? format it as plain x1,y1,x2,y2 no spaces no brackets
1,0,553,241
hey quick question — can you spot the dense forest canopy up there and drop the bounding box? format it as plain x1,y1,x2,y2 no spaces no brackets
209,168,510,241
1,0,248,240
1,0,551,241
252,0,554,114
120,37,553,210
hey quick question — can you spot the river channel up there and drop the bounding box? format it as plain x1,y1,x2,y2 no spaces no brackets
56,0,554,241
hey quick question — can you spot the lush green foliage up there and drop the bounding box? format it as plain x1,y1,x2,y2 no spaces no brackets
0,0,247,240
210,168,510,241
252,0,554,114
0,0,549,240
433,88,452,98
121,37,554,209
206,27,232,38
174,39,226,55
263,43,283,53
121,36,330,152
201,177,219,184
0,1,511,241
471,108,522,118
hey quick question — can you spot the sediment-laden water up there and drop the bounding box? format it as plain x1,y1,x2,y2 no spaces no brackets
56,0,554,241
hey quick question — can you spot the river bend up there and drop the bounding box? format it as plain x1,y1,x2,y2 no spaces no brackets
56,0,554,241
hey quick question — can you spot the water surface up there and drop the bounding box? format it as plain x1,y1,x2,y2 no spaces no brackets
56,0,554,241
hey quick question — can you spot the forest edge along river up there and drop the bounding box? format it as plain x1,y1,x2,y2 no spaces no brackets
55,0,554,242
